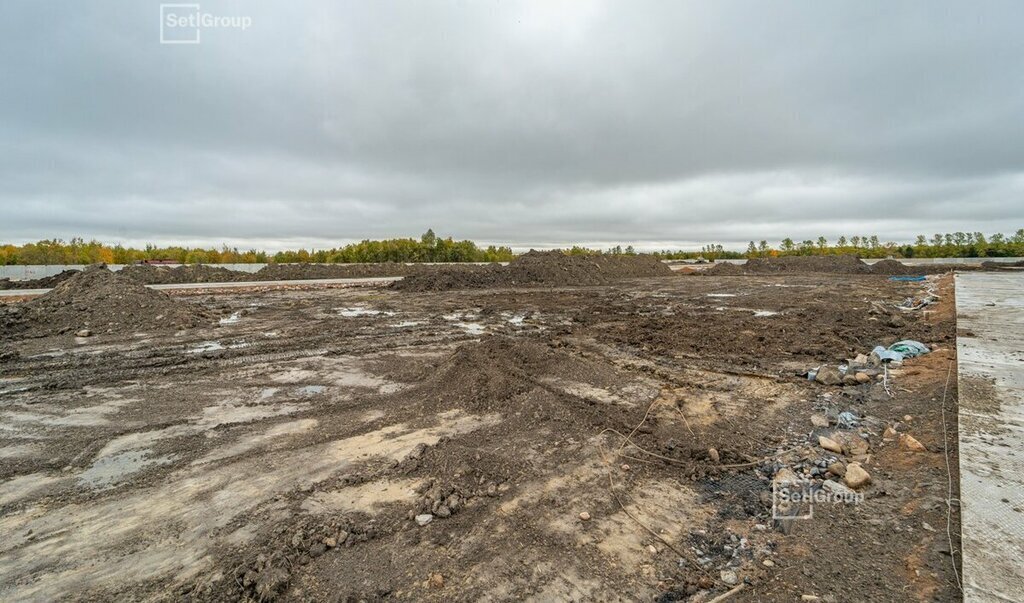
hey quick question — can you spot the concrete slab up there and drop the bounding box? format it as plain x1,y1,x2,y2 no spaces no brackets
956,272,1024,602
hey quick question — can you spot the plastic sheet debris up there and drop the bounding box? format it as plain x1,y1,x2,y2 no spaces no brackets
837,411,860,428
888,276,927,282
870,340,930,365
888,340,929,358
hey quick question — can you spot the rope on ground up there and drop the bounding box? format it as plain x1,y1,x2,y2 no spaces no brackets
940,359,963,592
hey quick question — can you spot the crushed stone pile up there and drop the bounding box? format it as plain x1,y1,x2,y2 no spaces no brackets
0,269,80,290
393,251,674,292
1,265,210,339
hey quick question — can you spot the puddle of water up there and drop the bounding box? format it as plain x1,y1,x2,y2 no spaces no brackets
219,312,242,325
296,385,326,396
390,321,423,328
186,341,248,354
79,451,175,489
455,322,486,335
336,307,395,318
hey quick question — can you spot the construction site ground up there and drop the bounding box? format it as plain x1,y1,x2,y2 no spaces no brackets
0,271,962,602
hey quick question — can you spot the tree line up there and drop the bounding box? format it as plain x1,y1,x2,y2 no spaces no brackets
0,230,514,265
1,229,1021,265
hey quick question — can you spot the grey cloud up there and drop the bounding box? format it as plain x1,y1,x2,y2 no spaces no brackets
1,0,1022,251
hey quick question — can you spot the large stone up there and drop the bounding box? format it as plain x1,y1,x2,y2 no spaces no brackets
773,467,800,487
818,436,842,454
899,433,927,452
843,462,871,489
815,366,843,386
810,414,829,428
854,372,871,384
415,514,434,526
827,462,846,477
832,431,869,456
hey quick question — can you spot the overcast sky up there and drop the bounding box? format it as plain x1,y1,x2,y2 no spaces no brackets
1,1,1022,252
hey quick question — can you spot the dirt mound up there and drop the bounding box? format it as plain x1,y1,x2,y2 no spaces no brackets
701,262,745,275
981,259,1024,270
0,269,80,290
2,265,210,339
253,262,417,280
394,251,673,291
119,264,249,284
706,255,871,275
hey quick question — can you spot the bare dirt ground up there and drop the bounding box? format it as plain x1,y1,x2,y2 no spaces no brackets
0,272,961,602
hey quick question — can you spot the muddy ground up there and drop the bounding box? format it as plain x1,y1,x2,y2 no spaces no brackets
0,273,961,602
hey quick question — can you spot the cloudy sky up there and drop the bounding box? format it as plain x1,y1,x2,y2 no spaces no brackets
2,1,1022,252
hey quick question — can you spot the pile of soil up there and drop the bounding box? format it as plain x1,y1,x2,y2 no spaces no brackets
394,251,674,291
1,265,210,339
0,269,80,290
118,264,249,284
253,262,419,280
981,259,1024,270
705,255,963,276
706,255,873,275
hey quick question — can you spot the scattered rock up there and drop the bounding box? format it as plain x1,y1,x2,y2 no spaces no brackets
707,448,720,464
818,436,842,454
821,479,857,499
831,431,869,456
773,467,800,486
899,433,927,452
720,569,738,585
308,543,326,558
323,537,337,548
814,366,843,386
75,328,92,337
621,463,631,471
579,511,591,521
854,372,871,384
883,426,898,440
843,462,871,489
435,504,451,518
827,462,846,477
428,573,445,589
810,414,829,428
762,559,776,567
415,514,434,526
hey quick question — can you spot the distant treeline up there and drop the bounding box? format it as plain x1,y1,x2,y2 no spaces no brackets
0,230,514,265
2,229,1021,265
